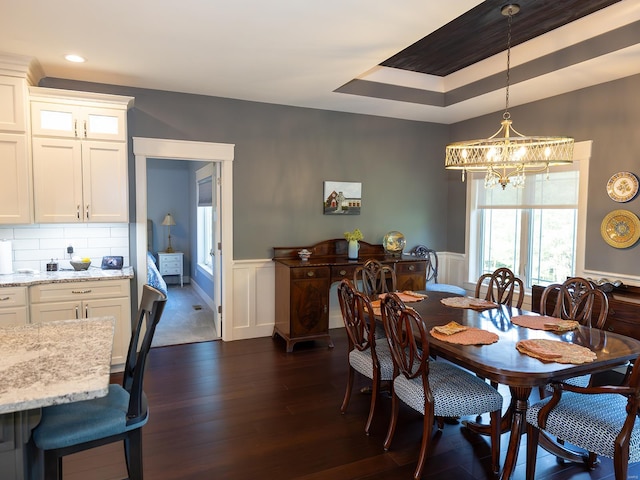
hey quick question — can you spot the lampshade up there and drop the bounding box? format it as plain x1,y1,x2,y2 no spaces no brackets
161,213,176,227
444,4,574,189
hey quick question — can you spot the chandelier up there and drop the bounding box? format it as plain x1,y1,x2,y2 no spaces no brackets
444,4,574,189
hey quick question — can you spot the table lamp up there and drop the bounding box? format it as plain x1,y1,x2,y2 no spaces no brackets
161,213,176,253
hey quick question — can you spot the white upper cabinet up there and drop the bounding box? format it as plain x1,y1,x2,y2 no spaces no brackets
0,75,28,133
0,134,32,224
0,54,36,224
31,102,127,141
29,87,134,223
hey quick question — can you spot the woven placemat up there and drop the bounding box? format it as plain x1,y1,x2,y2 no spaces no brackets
440,296,497,310
430,327,499,345
379,291,427,303
516,339,596,364
511,315,580,332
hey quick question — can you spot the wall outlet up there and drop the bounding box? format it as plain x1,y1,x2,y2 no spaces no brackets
67,245,74,254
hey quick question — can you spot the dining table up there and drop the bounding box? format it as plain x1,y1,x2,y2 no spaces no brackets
388,290,640,480
0,317,115,480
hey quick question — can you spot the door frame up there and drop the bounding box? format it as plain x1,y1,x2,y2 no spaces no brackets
133,137,234,341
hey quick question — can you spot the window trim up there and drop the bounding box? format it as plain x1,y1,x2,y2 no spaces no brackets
463,140,592,292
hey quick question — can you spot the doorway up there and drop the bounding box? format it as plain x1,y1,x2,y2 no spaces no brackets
133,137,234,341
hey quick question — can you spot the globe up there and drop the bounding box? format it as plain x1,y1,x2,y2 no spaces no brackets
383,231,406,256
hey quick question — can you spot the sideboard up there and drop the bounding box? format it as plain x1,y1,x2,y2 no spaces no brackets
531,283,640,341
273,239,427,352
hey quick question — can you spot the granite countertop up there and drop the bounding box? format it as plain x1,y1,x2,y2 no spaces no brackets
0,266,134,287
0,317,115,414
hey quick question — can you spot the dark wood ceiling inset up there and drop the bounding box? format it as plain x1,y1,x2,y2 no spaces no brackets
381,0,621,77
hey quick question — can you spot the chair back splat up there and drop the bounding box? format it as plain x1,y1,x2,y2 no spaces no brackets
474,267,524,308
540,276,609,328
412,245,466,296
353,259,396,299
31,284,167,480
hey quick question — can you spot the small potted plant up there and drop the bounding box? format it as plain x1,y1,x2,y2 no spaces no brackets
344,228,363,259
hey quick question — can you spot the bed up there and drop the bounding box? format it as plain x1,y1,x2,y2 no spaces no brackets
147,220,168,295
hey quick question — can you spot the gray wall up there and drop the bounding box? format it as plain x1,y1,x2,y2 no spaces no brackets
41,77,450,259
42,73,640,279
448,73,640,277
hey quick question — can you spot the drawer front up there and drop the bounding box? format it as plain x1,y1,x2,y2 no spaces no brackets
395,261,426,275
161,265,182,275
330,265,357,282
161,259,181,268
30,279,129,303
290,266,330,280
0,287,28,307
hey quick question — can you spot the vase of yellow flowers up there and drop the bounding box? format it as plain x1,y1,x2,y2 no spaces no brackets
344,228,363,260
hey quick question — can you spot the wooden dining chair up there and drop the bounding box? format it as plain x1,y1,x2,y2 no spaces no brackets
526,351,640,480
412,245,466,295
30,285,167,480
474,267,524,308
538,277,611,396
337,279,395,435
540,276,609,329
353,259,396,299
380,293,504,479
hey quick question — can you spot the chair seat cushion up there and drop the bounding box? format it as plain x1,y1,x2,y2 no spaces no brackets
349,342,394,381
425,283,466,296
393,361,503,417
32,384,148,450
526,392,640,462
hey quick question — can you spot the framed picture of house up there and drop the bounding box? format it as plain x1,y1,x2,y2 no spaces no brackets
323,181,361,215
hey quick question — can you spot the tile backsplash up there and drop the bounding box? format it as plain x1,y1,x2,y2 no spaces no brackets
0,224,130,272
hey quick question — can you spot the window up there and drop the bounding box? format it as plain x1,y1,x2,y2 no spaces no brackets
467,142,590,289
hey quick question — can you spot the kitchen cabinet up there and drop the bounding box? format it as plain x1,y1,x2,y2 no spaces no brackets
158,251,184,287
29,87,133,223
29,279,131,366
30,95,128,141
0,75,27,133
31,137,127,222
0,60,32,225
0,134,31,224
0,287,28,327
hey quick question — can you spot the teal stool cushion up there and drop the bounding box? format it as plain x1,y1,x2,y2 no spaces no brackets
33,384,147,450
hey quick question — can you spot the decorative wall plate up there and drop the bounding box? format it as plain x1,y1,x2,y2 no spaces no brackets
606,171,639,203
600,209,640,249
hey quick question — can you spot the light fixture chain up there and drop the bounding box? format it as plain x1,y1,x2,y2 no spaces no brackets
504,8,513,119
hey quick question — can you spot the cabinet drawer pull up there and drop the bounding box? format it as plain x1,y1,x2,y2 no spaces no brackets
408,265,416,271
72,289,92,294
306,271,315,277
339,270,347,276
0,296,10,301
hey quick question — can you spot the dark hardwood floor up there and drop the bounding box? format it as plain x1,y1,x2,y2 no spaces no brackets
63,328,637,479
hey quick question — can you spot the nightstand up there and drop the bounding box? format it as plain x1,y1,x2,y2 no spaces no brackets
157,252,184,287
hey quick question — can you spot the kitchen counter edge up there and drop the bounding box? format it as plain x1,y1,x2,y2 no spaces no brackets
0,266,134,287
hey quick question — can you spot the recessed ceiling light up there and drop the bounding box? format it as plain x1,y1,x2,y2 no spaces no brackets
64,54,86,63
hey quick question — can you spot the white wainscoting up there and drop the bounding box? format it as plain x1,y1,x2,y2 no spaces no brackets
230,259,276,340
229,253,469,342
224,255,640,342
